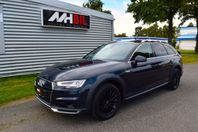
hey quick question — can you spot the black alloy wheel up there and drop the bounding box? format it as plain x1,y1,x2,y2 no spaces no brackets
167,69,181,90
92,83,121,120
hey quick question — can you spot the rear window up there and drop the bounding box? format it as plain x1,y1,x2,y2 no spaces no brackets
152,44,168,57
164,45,176,55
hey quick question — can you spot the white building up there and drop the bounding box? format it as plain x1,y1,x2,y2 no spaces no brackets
0,0,114,77
177,27,197,50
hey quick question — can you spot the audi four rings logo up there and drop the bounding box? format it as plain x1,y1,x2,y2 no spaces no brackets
42,9,90,29
38,79,46,87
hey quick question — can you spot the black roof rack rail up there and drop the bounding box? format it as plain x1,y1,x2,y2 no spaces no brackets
119,39,168,43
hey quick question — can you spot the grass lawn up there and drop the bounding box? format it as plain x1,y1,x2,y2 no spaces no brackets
0,74,37,106
180,50,198,64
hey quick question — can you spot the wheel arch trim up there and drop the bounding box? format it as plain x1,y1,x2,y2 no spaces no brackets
85,73,126,110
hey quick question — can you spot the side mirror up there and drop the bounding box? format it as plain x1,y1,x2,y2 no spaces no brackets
177,50,181,55
134,55,147,63
131,55,147,67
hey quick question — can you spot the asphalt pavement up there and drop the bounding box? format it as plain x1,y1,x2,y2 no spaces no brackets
1,64,198,132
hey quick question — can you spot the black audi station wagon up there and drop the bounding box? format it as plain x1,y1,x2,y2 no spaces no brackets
35,41,183,120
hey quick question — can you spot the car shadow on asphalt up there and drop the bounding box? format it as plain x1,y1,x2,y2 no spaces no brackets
38,86,176,123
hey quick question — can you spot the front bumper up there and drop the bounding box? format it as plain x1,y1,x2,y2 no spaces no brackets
35,77,92,114
36,96,82,114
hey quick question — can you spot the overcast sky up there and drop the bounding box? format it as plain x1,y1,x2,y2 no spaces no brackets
60,0,195,36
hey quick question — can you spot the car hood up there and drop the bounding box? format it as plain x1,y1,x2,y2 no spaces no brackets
39,59,128,81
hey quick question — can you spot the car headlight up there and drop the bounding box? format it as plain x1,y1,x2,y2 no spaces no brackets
56,80,86,88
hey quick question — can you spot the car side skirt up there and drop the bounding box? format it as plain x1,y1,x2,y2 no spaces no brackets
125,82,169,100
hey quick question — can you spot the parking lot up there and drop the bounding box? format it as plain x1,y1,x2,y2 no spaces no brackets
1,64,198,132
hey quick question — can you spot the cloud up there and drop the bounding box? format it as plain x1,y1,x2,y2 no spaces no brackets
111,10,135,36
59,0,194,36
60,0,137,36
106,0,138,36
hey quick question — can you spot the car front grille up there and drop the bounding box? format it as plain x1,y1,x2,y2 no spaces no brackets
36,77,53,90
35,77,53,104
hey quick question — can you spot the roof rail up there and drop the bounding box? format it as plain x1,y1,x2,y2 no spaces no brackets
120,39,168,43
142,40,168,43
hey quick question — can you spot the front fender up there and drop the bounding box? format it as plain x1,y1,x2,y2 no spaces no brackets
85,73,126,111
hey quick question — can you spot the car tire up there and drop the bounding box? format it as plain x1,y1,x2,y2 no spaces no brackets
92,83,121,120
167,68,181,90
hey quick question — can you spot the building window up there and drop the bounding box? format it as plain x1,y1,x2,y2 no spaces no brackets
0,5,5,54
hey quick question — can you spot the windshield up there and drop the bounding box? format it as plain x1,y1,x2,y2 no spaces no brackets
83,42,137,61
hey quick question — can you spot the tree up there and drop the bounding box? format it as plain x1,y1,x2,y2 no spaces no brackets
127,0,184,46
103,10,112,14
83,0,103,12
179,0,198,52
187,22,194,27
83,0,111,14
134,24,177,40
134,24,161,37
114,33,128,37
134,27,143,36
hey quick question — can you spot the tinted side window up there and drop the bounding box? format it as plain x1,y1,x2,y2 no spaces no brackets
165,45,176,55
133,44,153,59
152,44,168,56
